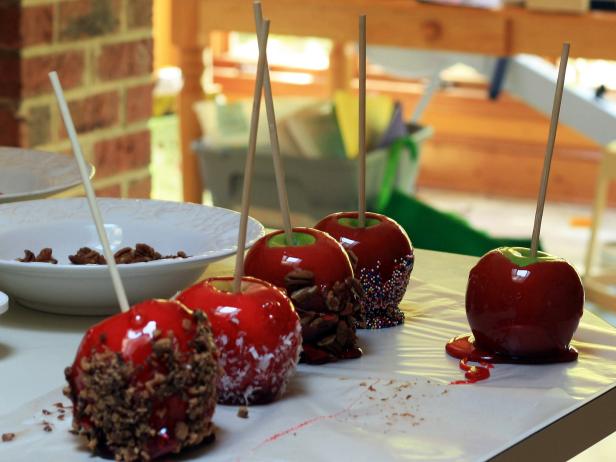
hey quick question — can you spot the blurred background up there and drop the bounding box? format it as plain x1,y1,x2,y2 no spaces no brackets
4,0,616,335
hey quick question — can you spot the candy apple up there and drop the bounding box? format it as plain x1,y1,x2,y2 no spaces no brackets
244,228,364,364
244,227,354,291
315,211,413,328
466,247,584,360
177,276,302,405
64,299,218,462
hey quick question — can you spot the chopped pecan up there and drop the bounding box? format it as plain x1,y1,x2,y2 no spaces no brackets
284,269,315,293
69,247,106,265
17,248,58,264
69,244,190,265
286,272,364,364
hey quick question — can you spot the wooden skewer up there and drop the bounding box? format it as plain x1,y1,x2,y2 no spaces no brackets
253,1,294,245
358,14,367,228
530,42,570,258
49,71,130,313
233,19,271,293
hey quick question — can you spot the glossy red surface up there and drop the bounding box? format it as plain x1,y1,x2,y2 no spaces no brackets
446,334,578,364
465,249,584,359
68,299,201,459
315,211,412,282
244,227,354,291
177,276,302,405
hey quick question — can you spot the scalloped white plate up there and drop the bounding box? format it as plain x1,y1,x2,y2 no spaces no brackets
0,147,93,203
0,198,264,315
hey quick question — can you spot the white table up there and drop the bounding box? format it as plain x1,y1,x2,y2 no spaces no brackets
1,249,615,461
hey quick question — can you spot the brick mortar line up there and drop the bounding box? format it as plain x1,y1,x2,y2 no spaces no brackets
56,168,151,198
52,2,60,44
22,0,77,6
119,0,129,34
18,75,154,109
21,29,153,59
34,120,151,154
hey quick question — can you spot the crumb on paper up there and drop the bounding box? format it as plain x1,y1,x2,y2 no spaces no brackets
2,433,15,442
42,421,53,432
42,409,51,415
405,394,412,400
360,382,367,387
368,385,376,392
237,406,249,419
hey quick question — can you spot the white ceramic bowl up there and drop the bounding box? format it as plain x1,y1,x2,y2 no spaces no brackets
0,198,264,315
0,147,93,203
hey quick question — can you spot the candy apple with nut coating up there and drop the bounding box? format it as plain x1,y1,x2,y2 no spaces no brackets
64,299,219,462
244,228,364,364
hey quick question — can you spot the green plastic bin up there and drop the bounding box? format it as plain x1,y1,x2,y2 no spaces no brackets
194,124,433,222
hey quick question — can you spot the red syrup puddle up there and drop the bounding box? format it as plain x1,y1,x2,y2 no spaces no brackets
446,334,578,385
450,357,493,385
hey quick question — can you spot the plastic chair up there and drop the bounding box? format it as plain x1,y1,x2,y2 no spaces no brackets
584,142,616,312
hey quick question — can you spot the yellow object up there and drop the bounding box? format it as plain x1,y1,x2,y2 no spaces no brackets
334,91,394,159
570,216,592,228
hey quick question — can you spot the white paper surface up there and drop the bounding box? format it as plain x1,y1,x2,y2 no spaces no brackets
2,277,616,461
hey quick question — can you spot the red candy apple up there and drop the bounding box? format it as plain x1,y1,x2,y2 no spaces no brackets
315,211,414,328
177,276,302,405
65,299,218,462
244,227,354,291
466,247,584,360
244,228,364,364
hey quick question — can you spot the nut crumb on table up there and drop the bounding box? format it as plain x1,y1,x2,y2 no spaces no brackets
2,433,15,442
237,406,249,419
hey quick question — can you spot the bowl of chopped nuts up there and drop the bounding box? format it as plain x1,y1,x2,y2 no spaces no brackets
0,198,264,315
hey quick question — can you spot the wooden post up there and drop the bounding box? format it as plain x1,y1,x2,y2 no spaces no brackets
172,0,207,203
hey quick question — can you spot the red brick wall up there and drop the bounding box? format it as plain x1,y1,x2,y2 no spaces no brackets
0,0,153,198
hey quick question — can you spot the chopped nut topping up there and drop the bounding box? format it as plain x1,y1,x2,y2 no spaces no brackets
17,248,57,264
64,312,218,462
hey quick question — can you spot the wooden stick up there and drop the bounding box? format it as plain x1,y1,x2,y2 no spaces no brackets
233,19,270,293
49,71,130,313
253,2,293,245
530,43,570,258
358,14,367,227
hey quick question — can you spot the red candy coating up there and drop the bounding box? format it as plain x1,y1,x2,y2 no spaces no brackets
65,299,218,460
315,211,412,283
177,276,302,405
244,227,354,291
71,300,196,368
466,247,584,359
315,211,413,329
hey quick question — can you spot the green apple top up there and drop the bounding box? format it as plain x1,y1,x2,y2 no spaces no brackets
497,247,566,268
